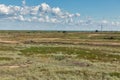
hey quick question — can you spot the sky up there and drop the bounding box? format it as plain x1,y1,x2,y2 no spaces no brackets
0,0,120,31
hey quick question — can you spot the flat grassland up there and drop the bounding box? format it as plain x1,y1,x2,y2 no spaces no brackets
0,31,120,80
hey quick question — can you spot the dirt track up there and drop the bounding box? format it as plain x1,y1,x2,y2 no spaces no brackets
0,39,120,47
0,40,19,44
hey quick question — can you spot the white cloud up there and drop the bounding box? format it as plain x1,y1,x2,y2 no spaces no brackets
0,3,81,24
39,3,51,13
1,2,119,28
102,20,108,24
18,15,25,21
38,18,45,22
75,13,80,17
30,6,39,15
0,1,120,31
111,21,120,26
0,4,20,15
52,7,61,15
0,4,10,14
20,7,30,15
50,18,58,23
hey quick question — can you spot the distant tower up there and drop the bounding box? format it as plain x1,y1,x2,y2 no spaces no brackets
22,0,26,7
101,24,103,32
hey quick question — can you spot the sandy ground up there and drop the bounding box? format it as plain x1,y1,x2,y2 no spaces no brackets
0,40,19,44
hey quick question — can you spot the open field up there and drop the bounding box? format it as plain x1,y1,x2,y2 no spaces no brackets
0,31,120,80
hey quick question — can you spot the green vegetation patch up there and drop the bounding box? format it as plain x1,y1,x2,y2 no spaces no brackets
77,52,120,62
20,47,120,62
0,46,16,51
20,47,95,55
109,72,120,78
0,57,13,61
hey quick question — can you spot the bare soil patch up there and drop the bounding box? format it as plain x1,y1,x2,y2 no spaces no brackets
0,40,19,44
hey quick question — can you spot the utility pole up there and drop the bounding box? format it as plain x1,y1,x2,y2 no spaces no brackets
101,24,103,32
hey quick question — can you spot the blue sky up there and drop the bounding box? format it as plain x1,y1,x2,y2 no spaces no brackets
0,0,120,31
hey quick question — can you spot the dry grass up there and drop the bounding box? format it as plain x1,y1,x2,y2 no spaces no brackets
0,31,120,80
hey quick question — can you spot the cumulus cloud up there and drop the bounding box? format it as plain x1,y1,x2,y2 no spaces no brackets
111,21,120,26
0,4,10,14
0,1,119,28
52,7,62,16
0,4,20,16
39,3,51,13
75,13,80,17
101,20,109,24
0,2,81,24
